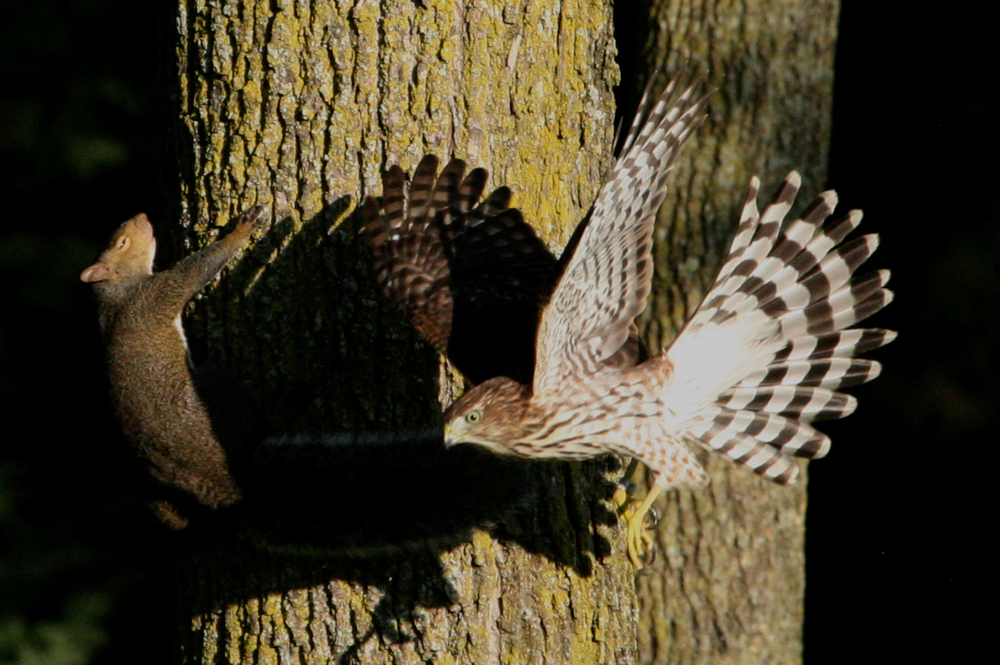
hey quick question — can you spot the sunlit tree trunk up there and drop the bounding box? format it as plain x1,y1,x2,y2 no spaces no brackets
164,0,840,661
627,1,840,663
166,0,638,662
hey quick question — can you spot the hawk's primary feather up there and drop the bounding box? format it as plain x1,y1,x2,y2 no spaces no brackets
533,76,709,398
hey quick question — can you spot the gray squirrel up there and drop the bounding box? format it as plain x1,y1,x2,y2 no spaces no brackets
81,205,535,553
81,207,269,528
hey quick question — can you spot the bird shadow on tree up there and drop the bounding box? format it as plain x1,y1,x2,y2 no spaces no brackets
173,198,620,655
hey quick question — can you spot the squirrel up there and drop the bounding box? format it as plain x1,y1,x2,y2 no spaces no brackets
81,207,269,529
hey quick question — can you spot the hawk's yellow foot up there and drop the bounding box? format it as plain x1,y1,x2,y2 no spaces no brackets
622,486,662,568
610,459,660,568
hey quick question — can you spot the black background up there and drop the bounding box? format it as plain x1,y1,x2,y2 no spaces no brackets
0,2,993,662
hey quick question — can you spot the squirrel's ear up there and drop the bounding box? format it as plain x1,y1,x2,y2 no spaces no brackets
80,263,111,283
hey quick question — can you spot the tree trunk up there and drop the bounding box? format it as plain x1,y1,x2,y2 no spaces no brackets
166,0,638,663
625,2,841,663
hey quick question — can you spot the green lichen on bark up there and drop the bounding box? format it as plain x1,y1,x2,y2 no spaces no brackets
169,0,637,663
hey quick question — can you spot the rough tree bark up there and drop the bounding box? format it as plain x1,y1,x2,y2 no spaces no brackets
624,1,841,663
166,0,638,663
162,0,839,661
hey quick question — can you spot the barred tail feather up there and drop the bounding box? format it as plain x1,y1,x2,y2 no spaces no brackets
685,407,834,483
687,173,800,331
737,357,883,391
769,191,838,263
757,234,880,316
774,329,897,362
778,271,892,340
717,385,857,421
704,195,873,328
689,406,831,462
666,173,895,484
715,177,763,275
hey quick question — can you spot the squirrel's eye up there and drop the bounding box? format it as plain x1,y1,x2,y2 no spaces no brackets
466,411,482,424
117,236,130,250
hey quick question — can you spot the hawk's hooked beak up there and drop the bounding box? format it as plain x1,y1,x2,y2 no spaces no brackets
442,422,461,448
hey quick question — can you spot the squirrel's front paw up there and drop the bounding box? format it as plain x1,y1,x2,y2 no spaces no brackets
235,205,270,236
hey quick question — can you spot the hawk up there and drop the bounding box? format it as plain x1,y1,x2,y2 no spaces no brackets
436,76,896,566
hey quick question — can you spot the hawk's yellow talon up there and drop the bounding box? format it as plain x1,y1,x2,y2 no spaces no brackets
626,509,657,568
619,486,662,569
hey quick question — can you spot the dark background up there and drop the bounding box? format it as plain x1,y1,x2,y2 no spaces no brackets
0,1,992,662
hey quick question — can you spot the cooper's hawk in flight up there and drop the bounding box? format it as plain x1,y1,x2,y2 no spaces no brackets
429,76,896,566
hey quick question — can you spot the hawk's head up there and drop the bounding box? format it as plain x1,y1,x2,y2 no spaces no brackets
443,376,533,455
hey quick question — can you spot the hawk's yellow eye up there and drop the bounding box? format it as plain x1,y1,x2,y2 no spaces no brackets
466,410,482,424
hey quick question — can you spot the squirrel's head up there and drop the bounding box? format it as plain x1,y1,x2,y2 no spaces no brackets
81,214,157,284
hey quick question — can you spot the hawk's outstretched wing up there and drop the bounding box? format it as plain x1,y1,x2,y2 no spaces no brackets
362,156,561,384
532,76,709,398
